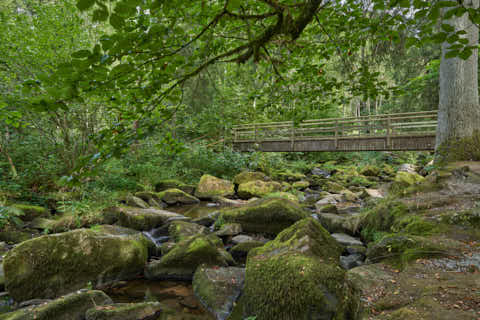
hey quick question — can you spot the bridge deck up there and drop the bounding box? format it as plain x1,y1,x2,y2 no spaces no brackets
232,111,437,152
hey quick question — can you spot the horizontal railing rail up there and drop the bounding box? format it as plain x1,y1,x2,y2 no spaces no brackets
232,111,438,144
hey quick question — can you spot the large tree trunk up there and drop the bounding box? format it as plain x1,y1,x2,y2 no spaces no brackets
435,0,480,160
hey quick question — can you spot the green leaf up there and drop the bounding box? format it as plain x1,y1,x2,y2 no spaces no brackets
440,24,454,33
110,14,125,30
76,0,95,11
72,49,92,59
92,8,109,22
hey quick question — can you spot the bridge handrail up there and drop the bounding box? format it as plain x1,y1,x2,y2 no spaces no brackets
232,111,438,142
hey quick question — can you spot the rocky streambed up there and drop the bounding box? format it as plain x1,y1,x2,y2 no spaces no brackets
1,162,479,319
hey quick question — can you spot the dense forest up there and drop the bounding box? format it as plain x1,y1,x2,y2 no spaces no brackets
0,1,479,320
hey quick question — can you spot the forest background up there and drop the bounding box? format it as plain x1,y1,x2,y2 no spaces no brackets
0,0,456,214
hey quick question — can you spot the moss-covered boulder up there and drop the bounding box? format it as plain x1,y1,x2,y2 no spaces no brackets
145,234,232,281
157,188,200,205
3,229,149,301
291,180,309,190
233,171,267,185
217,198,309,235
85,302,172,320
272,171,306,182
360,165,381,177
168,221,207,242
215,223,242,236
123,195,149,209
0,290,112,320
390,171,425,193
10,204,49,222
324,181,346,193
340,189,359,202
193,266,245,320
105,207,187,231
195,175,235,199
133,192,167,209
237,180,282,199
155,179,195,195
242,218,358,319
263,192,298,202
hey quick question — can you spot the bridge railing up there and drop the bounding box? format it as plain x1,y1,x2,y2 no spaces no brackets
232,111,437,142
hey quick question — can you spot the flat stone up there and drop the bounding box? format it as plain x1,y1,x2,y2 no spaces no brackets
231,235,254,244
193,266,245,320
335,202,361,215
314,194,343,208
340,254,364,270
363,188,384,199
216,223,242,236
331,233,364,247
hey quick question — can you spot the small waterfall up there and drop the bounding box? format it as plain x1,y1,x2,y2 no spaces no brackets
143,226,170,247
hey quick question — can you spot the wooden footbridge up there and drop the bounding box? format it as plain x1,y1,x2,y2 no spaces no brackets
232,111,437,152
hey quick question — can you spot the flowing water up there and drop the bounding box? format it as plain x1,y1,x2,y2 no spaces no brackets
103,279,215,319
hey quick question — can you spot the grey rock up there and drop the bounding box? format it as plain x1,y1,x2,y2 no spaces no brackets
311,168,331,178
193,266,245,320
398,163,417,174
331,233,364,247
231,235,254,244
340,254,364,270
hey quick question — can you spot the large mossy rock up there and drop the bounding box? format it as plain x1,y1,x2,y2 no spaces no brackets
168,220,207,242
195,175,235,199
360,165,381,177
242,218,358,320
105,207,187,231
3,229,149,301
193,266,245,320
123,195,149,209
0,290,112,320
157,188,200,205
145,234,232,281
233,171,267,185
85,302,172,320
237,180,282,199
10,204,49,222
217,198,309,235
390,171,425,193
154,179,195,195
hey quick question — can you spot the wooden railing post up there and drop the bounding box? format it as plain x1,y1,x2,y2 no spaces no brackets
334,120,338,149
254,124,257,142
233,128,238,142
291,122,295,151
386,115,391,149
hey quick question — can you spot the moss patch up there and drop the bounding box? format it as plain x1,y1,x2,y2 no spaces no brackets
217,198,308,235
242,218,358,319
0,290,112,320
195,175,235,199
3,229,148,301
233,171,266,185
237,180,282,199
145,234,231,281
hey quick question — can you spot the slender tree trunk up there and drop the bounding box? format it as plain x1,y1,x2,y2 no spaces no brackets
436,0,480,159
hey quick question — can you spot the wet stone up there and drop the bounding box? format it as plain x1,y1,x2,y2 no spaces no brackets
340,254,364,270
331,233,364,247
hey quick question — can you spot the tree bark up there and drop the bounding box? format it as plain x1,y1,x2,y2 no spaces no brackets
435,0,480,159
